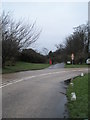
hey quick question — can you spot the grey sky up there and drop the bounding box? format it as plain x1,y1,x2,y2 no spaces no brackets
2,2,88,54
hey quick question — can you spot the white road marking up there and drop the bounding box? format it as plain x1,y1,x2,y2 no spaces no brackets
0,69,88,88
0,76,35,88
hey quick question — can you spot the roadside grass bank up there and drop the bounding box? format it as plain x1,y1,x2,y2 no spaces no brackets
65,64,88,68
66,74,88,118
2,61,50,74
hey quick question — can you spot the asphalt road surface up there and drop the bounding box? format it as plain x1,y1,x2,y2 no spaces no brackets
2,64,88,118
48,63,65,69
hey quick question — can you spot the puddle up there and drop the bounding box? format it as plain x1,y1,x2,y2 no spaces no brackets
58,79,71,118
59,77,79,118
61,76,79,118
64,78,71,85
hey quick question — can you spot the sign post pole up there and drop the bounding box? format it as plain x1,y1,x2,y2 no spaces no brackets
72,59,73,65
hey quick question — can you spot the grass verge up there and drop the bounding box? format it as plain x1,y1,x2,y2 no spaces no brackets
2,61,50,74
65,64,88,68
67,74,88,118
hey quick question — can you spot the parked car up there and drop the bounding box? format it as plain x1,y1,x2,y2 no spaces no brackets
67,61,71,64
86,58,90,64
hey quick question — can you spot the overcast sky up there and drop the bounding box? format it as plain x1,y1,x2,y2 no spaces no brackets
2,2,88,54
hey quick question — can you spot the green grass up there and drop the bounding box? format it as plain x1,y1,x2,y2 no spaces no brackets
65,64,88,68
2,61,50,74
67,74,88,118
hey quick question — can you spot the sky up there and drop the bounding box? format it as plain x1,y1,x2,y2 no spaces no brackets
2,2,88,54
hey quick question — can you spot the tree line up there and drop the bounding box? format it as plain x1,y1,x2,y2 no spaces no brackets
1,11,89,68
49,23,89,64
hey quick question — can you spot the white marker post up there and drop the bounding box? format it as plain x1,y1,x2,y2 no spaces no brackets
70,82,74,87
81,73,84,77
71,92,76,101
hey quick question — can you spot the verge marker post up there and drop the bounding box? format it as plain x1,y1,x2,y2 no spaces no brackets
71,92,76,101
81,73,84,77
70,82,74,87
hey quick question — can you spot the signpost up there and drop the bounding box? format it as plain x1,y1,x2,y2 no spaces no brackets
71,53,74,65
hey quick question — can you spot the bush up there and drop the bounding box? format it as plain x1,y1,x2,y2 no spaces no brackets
19,49,47,63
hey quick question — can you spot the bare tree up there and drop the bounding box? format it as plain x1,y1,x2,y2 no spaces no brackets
64,23,89,63
42,47,49,55
2,11,41,67
53,23,89,64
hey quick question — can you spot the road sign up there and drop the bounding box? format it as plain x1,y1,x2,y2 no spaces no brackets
71,53,74,60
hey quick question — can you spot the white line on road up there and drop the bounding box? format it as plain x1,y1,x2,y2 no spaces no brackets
0,69,88,88
0,76,35,88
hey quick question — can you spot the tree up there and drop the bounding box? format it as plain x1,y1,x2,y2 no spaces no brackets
1,11,41,67
42,47,49,55
53,23,89,64
65,24,88,63
19,49,47,63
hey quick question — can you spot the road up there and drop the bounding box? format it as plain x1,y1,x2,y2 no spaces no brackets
48,63,65,69
2,64,88,118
